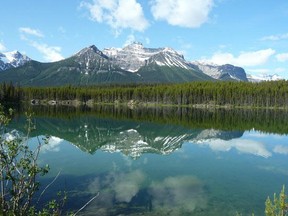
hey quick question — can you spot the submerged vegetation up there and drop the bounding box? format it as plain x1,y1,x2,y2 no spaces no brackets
1,80,288,108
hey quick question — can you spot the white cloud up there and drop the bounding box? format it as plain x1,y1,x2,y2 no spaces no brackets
276,53,288,62
19,27,64,62
29,41,64,62
19,27,44,38
80,0,149,35
150,0,214,28
0,42,6,52
261,33,288,41
202,49,276,66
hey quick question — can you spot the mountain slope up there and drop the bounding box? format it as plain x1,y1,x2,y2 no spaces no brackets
0,43,252,86
138,63,214,83
0,46,144,86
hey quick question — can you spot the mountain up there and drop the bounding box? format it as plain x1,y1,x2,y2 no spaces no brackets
191,61,248,81
247,73,284,82
103,42,190,72
0,43,250,86
0,51,31,71
0,45,143,86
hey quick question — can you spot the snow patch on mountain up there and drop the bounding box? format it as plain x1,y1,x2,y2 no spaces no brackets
72,43,248,81
191,61,222,79
148,48,190,70
247,74,284,82
0,51,31,71
103,42,188,72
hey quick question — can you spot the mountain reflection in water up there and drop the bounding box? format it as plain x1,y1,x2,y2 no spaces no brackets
11,105,249,158
8,105,288,215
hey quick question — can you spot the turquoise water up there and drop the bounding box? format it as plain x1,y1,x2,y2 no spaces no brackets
10,107,288,215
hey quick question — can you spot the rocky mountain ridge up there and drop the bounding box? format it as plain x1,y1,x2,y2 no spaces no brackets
0,43,212,86
1,42,282,86
103,42,190,72
191,61,248,81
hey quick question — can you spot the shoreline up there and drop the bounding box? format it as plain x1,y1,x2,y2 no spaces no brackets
27,99,288,110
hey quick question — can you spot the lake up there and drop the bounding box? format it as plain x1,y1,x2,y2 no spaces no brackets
9,106,288,215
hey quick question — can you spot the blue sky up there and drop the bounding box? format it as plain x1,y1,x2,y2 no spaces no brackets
1,0,288,78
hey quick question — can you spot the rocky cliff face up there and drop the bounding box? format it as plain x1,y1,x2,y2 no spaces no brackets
102,42,248,82
103,42,190,72
191,61,248,81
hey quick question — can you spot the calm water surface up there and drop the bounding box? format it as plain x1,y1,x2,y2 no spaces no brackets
10,106,288,215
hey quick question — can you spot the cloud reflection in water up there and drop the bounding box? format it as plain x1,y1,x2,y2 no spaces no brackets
149,175,207,215
85,171,207,215
40,136,64,153
273,145,288,155
193,138,272,158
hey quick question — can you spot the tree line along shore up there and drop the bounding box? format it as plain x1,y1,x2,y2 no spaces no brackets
1,80,288,108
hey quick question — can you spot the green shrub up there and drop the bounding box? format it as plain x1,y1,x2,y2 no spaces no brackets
265,185,288,216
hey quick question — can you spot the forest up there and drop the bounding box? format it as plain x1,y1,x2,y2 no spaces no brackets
1,80,288,108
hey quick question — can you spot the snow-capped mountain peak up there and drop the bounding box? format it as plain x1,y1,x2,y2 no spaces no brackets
5,50,22,61
247,73,284,82
103,42,188,72
75,45,107,58
147,47,189,69
163,47,180,55
104,42,156,72
123,41,144,51
0,50,31,71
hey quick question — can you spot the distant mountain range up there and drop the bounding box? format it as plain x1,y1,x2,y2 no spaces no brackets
0,42,283,86
191,61,248,81
246,73,284,82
